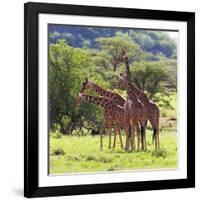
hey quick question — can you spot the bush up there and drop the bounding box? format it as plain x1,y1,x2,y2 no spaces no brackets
52,130,62,139
61,115,71,127
107,166,115,171
51,148,65,156
85,155,98,161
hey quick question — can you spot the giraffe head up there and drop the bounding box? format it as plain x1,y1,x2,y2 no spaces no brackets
74,93,83,107
81,78,92,92
116,73,127,89
115,50,128,65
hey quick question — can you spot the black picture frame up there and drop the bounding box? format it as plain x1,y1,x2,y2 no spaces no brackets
24,2,195,198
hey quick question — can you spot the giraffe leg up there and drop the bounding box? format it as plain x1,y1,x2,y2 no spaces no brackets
156,126,160,152
124,113,130,151
135,123,141,151
131,121,136,151
152,121,159,154
127,124,131,150
145,120,148,150
156,132,158,155
113,127,117,148
141,122,147,151
129,123,132,150
153,127,158,155
144,127,147,151
130,126,133,151
143,120,147,151
125,124,130,151
149,119,157,154
157,122,160,150
108,126,112,149
141,126,144,151
118,127,124,149
99,126,103,151
144,120,148,151
138,134,141,151
135,122,140,151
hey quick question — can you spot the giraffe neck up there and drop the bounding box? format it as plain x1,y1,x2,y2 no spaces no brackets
126,79,149,104
125,58,131,82
124,56,149,104
80,94,111,109
89,82,115,99
125,81,139,104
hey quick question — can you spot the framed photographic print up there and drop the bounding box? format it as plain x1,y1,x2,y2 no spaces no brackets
24,2,195,198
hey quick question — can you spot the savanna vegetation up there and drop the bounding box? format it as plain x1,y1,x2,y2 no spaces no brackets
48,25,178,174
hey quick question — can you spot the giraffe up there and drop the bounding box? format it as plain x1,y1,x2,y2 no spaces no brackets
81,78,125,107
81,78,135,150
117,77,147,151
75,93,130,150
117,52,160,153
81,78,127,148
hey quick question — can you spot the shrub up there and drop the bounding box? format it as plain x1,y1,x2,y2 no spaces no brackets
50,124,62,138
54,130,62,139
107,167,115,171
85,155,98,161
51,148,65,156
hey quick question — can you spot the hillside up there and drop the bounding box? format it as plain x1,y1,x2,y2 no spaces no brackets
48,24,177,59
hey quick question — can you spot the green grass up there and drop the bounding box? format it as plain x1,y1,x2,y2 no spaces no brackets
49,130,177,174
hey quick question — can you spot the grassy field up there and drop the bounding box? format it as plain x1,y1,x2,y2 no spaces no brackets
49,129,177,174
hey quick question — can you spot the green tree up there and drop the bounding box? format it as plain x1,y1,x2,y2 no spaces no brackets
96,33,143,71
49,39,97,134
131,61,169,98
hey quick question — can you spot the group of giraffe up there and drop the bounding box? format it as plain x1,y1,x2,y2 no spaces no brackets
75,52,160,154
